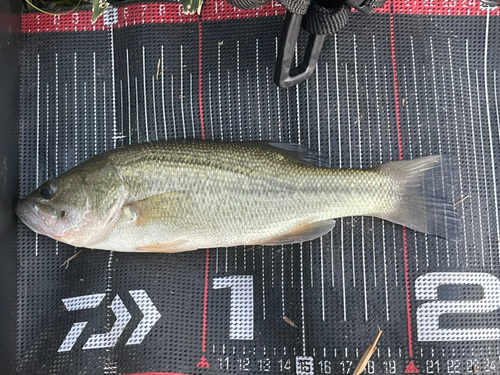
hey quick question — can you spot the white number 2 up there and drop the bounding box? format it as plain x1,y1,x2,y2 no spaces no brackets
213,275,254,340
416,272,500,341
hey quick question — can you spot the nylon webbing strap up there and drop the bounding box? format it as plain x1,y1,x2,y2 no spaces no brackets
301,1,351,35
225,0,269,9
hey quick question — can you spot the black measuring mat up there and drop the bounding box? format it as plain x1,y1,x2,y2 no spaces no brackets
18,1,500,374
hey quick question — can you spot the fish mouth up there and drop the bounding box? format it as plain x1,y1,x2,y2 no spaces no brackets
15,200,58,238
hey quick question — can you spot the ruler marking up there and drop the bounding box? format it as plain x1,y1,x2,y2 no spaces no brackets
320,237,325,321
171,75,177,138
300,243,306,356
316,64,321,153
215,248,219,274
256,39,262,141
135,77,140,143
475,68,492,268
382,64,399,286
495,71,499,160
430,36,443,266
466,38,485,267
208,71,214,140
236,40,242,141
109,23,117,148
197,20,205,140
366,63,378,292
281,245,285,318
441,44,459,267
36,53,40,193
266,66,272,140
247,70,252,141
410,36,430,271
54,54,59,176
64,82,68,171
161,46,167,139
103,81,107,151
74,52,78,164
373,39,389,320
225,247,228,273
83,82,88,158
217,43,223,139
46,83,49,182
262,248,266,320
142,46,149,142
421,66,433,268
125,49,131,145
276,67,282,140
325,61,335,288
439,65,453,267
402,64,420,274
152,76,158,140
227,73,233,144
294,45,301,145
120,80,124,145
190,73,195,138
180,45,186,138
344,64,356,289
355,39,368,320
483,10,500,261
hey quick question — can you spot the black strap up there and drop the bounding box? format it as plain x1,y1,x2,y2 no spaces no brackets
225,0,270,9
370,0,389,8
278,0,312,14
301,1,350,35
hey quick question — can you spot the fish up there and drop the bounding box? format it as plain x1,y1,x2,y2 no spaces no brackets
15,139,460,252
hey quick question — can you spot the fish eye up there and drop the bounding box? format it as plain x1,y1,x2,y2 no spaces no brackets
39,181,58,199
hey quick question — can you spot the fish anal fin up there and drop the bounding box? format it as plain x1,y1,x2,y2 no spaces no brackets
259,219,336,246
136,240,189,253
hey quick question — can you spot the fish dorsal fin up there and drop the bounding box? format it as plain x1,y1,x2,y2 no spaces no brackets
246,141,331,167
124,191,191,227
259,219,336,246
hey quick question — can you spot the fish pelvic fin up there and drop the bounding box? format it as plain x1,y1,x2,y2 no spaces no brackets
375,155,461,240
136,239,189,252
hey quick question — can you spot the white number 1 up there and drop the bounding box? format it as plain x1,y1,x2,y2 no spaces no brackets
213,275,254,340
416,272,500,341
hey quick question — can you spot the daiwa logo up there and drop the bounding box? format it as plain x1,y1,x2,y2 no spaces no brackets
58,290,161,352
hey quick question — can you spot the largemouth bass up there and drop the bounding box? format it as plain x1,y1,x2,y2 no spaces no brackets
16,140,460,252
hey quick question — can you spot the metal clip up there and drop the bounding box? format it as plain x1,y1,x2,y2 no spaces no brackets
274,11,326,88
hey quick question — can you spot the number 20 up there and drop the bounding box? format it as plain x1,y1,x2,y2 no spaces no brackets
416,272,500,341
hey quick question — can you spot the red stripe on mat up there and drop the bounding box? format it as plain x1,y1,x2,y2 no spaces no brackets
390,13,413,359
21,0,499,33
21,1,286,33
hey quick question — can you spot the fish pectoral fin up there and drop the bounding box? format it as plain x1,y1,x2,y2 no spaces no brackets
259,219,336,246
125,191,192,227
136,239,189,253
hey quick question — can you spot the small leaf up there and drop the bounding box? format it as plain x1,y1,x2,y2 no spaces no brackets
91,0,109,23
182,0,204,15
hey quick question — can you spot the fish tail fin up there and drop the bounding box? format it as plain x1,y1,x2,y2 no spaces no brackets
376,155,461,240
